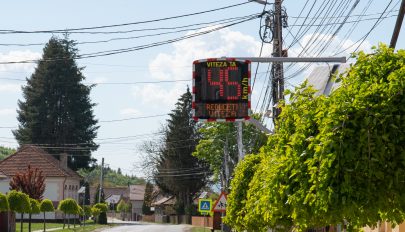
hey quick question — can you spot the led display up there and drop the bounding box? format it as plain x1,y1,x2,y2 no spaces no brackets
192,59,251,121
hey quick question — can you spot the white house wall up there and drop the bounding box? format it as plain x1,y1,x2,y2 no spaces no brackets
0,177,81,220
0,178,10,194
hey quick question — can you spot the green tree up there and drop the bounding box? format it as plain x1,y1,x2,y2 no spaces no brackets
76,206,83,228
116,200,127,220
91,207,101,221
142,182,154,215
0,146,15,160
225,45,405,231
28,199,40,232
58,198,79,229
78,166,144,188
125,202,132,221
145,88,211,215
13,35,99,170
40,199,54,232
10,165,45,232
193,114,267,189
8,190,31,232
83,205,92,226
93,203,108,224
0,192,9,212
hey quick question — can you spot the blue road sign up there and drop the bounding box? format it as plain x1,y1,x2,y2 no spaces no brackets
198,199,212,213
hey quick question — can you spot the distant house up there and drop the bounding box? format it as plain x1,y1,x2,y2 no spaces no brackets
152,195,176,216
129,184,146,221
306,64,350,96
89,186,129,206
0,145,82,220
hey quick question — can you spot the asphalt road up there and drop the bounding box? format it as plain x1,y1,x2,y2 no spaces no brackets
100,223,194,232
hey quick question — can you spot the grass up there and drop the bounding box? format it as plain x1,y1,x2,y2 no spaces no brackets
16,222,65,232
49,224,113,232
190,227,221,232
15,221,113,232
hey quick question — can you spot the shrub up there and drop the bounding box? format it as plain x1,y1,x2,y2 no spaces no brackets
0,192,9,212
40,199,54,213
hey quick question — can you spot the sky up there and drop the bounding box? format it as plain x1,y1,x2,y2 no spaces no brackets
0,0,403,177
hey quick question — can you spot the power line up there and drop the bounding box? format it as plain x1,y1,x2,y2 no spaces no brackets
99,114,168,123
0,16,258,65
289,9,399,19
0,14,258,46
0,2,252,34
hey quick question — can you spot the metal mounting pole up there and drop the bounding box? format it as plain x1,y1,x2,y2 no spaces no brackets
236,122,244,162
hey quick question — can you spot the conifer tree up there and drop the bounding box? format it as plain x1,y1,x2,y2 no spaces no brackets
13,35,99,170
153,88,211,215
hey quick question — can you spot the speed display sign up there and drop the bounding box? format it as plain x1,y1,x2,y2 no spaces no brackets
192,58,251,122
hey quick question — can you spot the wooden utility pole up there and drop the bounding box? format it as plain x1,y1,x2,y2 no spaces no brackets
98,157,104,203
390,0,405,49
271,0,284,122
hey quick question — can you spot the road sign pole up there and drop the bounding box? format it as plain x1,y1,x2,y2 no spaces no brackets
221,211,224,232
236,121,244,162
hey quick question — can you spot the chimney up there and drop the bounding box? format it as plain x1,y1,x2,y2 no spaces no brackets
60,153,68,169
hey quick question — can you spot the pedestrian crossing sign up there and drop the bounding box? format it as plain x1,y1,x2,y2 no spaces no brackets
198,199,212,213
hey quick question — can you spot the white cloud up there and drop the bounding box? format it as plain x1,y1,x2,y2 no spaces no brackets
132,82,187,110
0,50,41,72
133,26,266,109
0,83,21,93
148,26,266,81
120,108,142,117
286,33,372,78
0,108,15,116
288,33,372,58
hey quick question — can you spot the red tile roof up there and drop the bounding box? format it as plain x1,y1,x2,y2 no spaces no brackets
0,145,81,179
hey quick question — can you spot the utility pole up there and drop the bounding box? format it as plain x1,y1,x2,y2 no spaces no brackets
271,0,285,122
98,157,104,203
390,0,405,49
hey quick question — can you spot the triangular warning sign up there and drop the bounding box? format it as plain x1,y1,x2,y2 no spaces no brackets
212,192,227,212
201,202,210,210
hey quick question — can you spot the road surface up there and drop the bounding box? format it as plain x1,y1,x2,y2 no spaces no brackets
100,223,194,232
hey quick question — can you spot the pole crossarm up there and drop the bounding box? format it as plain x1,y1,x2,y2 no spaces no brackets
222,57,347,63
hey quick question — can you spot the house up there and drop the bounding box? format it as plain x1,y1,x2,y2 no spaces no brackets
105,194,122,210
306,63,350,96
0,145,82,220
89,186,129,205
152,195,176,216
129,184,146,221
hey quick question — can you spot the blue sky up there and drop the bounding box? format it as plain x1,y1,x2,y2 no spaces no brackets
0,0,403,176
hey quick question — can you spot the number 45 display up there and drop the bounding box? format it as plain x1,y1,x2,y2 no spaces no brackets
192,58,251,122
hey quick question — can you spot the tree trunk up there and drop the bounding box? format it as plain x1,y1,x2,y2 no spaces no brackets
67,214,70,229
28,213,31,232
73,214,76,228
20,213,24,232
43,212,46,232
63,214,65,229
